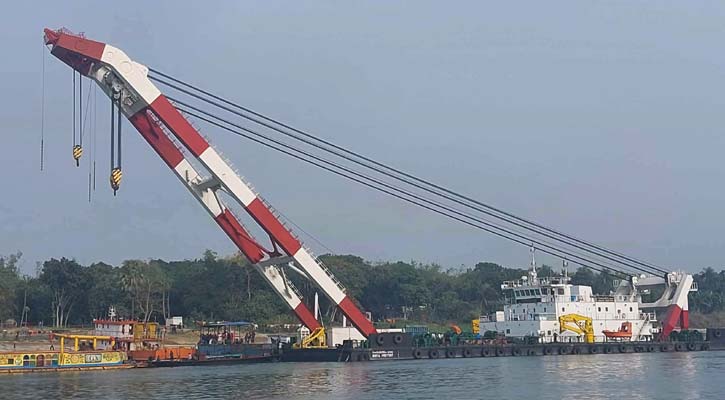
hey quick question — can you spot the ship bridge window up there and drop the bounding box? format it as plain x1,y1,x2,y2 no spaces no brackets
542,288,548,295
630,307,633,312
557,288,564,295
534,289,541,295
525,290,532,296
515,290,521,297
605,307,609,312
6,358,13,365
598,307,601,312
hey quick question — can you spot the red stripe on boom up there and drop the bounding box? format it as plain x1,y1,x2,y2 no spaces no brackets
294,303,322,331
128,110,184,168
214,210,266,263
44,28,105,75
338,296,377,336
246,198,302,256
150,96,210,157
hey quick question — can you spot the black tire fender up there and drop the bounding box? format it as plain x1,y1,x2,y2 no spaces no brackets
481,348,491,357
429,349,439,359
445,349,456,358
393,334,403,345
463,348,472,358
375,335,385,346
687,343,697,351
413,348,424,359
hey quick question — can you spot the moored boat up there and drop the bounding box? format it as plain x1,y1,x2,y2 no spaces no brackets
0,333,129,374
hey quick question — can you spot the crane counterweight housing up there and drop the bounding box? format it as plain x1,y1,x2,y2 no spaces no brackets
43,28,376,337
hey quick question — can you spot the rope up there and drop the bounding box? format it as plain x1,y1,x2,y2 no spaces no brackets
117,96,122,169
79,75,83,147
72,70,76,147
93,85,97,191
84,82,93,203
177,105,630,279
110,96,115,170
150,69,668,276
40,44,45,171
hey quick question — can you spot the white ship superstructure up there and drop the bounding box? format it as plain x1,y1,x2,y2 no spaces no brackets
480,263,658,342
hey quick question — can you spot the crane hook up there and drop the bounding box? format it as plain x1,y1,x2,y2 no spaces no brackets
72,144,83,166
110,167,122,196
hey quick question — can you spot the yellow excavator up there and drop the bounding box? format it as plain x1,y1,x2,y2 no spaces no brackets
293,327,327,348
558,314,595,343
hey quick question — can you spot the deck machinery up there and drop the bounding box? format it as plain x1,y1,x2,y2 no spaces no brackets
42,28,376,339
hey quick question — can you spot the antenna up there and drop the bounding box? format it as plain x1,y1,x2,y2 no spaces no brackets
530,244,536,272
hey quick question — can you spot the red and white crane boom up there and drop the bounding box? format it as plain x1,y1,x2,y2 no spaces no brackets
43,28,376,337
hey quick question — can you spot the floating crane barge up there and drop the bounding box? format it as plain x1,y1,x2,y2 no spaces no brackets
41,28,725,365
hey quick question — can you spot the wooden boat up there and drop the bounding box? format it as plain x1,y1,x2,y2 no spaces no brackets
0,333,129,374
0,334,133,373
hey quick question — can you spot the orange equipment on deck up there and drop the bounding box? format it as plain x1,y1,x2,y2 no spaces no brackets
603,322,633,340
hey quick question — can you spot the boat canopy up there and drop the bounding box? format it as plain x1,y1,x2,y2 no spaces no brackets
200,321,253,328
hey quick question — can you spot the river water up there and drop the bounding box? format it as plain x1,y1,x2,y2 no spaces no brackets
2,351,723,399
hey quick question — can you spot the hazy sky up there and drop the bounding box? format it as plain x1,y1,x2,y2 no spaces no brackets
2,1,725,275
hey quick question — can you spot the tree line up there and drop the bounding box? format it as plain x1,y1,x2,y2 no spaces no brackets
1,251,724,328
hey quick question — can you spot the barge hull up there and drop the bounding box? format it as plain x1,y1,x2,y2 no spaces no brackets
281,329,725,362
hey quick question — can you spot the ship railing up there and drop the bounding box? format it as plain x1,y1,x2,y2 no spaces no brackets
501,280,526,288
507,334,651,344
553,294,588,302
533,313,557,321
640,312,657,322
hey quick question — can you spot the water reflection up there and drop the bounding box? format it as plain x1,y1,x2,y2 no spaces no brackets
2,352,723,400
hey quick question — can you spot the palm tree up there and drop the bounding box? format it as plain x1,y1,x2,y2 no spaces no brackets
119,261,144,320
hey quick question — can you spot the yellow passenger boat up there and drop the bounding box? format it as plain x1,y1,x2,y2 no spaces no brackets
0,333,130,374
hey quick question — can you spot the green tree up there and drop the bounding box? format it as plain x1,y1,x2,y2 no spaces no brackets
0,252,22,324
40,258,88,327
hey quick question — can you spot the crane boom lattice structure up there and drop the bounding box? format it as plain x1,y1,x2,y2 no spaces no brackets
43,28,376,337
